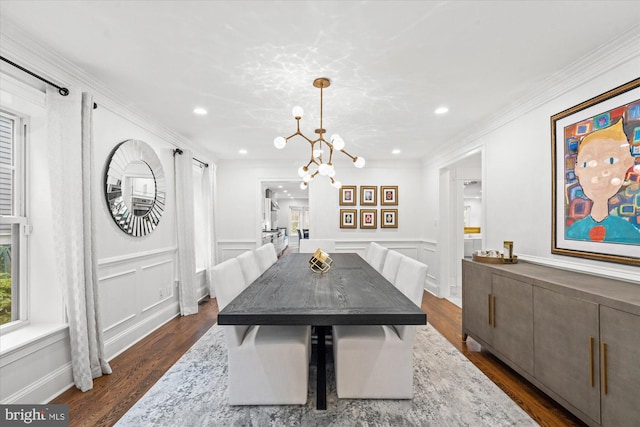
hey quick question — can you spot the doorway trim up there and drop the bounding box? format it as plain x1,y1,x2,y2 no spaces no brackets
437,148,484,299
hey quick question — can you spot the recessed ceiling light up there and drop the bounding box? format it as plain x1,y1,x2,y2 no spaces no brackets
238,149,247,155
193,107,207,115
278,185,283,188
392,149,401,155
435,106,449,115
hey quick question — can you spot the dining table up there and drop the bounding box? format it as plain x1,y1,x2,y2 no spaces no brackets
217,252,427,410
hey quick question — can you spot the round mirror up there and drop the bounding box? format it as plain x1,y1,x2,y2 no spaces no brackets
104,139,166,236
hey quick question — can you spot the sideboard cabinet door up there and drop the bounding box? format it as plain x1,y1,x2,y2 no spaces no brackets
462,261,493,344
492,274,533,374
599,306,640,427
533,286,600,424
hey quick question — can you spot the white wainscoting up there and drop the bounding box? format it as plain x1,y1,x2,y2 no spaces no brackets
0,327,72,404
217,240,259,262
421,240,439,296
98,247,180,361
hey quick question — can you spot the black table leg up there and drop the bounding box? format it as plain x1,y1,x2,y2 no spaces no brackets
316,325,327,410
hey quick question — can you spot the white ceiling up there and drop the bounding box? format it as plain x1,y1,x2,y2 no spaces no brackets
1,1,639,167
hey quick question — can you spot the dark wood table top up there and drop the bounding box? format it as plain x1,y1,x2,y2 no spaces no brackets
217,253,426,326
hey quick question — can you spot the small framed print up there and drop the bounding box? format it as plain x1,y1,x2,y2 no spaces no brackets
340,209,357,229
381,186,398,205
381,209,398,228
339,186,356,206
360,209,377,229
360,186,377,206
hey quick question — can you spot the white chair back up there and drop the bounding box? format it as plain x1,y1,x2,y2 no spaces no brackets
381,250,403,283
210,258,246,310
366,242,388,272
237,250,262,285
364,242,376,261
210,258,252,347
255,243,278,273
299,239,336,253
394,256,428,307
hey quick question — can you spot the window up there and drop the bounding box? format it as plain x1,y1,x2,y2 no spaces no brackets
290,206,309,237
0,111,27,328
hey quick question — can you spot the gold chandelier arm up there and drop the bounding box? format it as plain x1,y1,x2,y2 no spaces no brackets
285,131,299,141
286,130,315,144
340,149,356,160
299,133,315,144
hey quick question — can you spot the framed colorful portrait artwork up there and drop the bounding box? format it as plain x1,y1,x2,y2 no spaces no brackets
360,209,377,229
340,209,357,229
381,209,398,228
339,186,356,206
551,78,640,266
360,186,377,206
380,186,398,206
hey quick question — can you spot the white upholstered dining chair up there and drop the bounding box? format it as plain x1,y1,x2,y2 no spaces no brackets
364,242,388,272
211,258,311,405
381,249,403,283
298,239,335,253
237,250,262,284
255,242,278,273
332,256,428,399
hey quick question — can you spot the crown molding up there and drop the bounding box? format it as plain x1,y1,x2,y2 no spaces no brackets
427,26,640,166
0,17,218,165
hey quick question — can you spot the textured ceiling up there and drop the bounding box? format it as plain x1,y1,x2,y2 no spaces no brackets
1,0,639,168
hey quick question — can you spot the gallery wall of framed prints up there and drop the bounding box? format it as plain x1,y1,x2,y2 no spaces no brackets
339,185,399,229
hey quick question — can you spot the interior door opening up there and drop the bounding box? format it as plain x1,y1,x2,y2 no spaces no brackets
438,151,482,307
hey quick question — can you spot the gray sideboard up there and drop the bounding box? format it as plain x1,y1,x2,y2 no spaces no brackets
461,259,640,427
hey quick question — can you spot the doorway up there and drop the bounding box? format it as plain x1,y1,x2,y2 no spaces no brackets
258,179,309,251
438,151,483,307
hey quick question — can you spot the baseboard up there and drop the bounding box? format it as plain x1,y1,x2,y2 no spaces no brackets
2,362,73,404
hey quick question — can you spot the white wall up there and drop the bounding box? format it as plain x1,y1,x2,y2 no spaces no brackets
216,159,427,261
422,48,640,287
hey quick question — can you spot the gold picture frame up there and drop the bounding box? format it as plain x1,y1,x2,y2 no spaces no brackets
381,209,398,228
360,186,377,206
340,209,357,229
380,186,398,206
551,78,640,266
339,185,356,206
360,209,377,229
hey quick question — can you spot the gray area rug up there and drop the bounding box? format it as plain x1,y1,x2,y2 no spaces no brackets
116,324,536,426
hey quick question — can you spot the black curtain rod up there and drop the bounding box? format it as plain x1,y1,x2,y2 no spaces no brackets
1,55,69,96
173,148,209,168
1,55,98,109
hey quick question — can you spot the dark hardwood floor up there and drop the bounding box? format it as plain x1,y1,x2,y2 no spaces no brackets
51,292,585,427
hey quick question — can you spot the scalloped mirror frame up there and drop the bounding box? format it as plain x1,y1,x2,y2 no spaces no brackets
104,139,166,236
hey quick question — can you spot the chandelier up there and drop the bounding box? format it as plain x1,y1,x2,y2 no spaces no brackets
273,77,365,190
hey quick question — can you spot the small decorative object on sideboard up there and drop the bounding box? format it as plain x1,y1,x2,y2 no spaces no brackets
472,249,518,264
503,241,514,262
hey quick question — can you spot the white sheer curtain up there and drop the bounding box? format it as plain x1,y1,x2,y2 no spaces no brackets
201,164,215,291
174,149,198,315
47,88,111,391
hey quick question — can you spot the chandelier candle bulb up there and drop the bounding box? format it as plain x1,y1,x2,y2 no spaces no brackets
272,77,365,188
292,106,304,119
